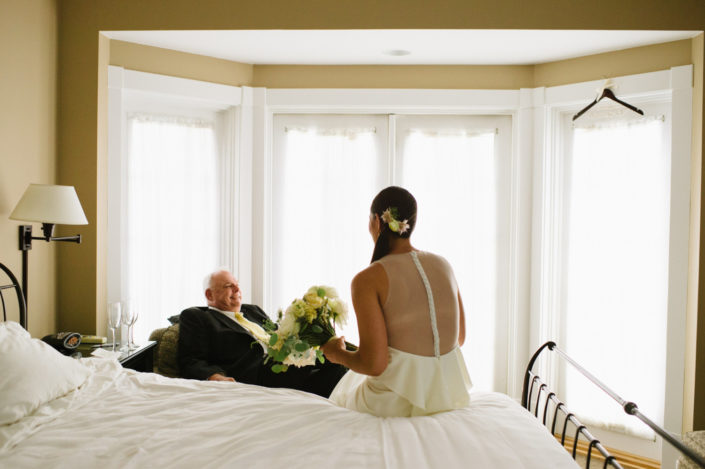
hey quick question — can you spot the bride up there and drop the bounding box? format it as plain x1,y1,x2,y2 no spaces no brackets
321,186,472,417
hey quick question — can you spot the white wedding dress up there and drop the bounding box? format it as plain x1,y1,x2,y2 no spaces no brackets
329,251,472,417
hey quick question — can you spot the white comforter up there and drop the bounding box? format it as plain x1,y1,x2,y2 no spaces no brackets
0,357,579,468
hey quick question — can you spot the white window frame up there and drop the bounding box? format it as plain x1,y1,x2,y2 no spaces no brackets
106,66,247,328
249,88,528,396
530,65,693,465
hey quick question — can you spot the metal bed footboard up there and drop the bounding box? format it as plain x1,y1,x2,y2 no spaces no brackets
522,341,705,469
523,368,621,468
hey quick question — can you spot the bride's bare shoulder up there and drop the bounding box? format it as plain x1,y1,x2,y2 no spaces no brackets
352,263,388,305
353,262,387,287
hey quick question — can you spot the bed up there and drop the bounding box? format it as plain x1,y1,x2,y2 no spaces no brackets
0,335,580,468
0,262,701,469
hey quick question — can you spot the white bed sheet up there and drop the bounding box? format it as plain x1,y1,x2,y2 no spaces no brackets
0,357,579,468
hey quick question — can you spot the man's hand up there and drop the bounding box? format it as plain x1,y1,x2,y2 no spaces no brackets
207,373,235,382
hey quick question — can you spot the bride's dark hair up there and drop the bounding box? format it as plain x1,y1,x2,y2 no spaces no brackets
370,186,417,263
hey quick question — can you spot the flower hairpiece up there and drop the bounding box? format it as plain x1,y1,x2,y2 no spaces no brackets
381,207,410,235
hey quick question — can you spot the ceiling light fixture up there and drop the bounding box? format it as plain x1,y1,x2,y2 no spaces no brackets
383,49,411,57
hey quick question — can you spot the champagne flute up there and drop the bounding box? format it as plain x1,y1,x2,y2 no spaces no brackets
120,301,132,352
108,302,122,352
122,301,139,350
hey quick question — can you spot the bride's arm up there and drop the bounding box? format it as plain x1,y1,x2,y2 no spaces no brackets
321,264,389,376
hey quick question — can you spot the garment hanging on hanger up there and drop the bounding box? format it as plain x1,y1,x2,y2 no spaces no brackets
572,85,644,121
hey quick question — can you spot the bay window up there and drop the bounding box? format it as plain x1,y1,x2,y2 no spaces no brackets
108,66,693,465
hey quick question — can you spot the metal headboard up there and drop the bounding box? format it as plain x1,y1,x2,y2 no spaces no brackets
0,262,27,329
522,341,705,469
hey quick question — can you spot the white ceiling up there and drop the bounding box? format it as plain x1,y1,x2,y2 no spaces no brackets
102,29,699,66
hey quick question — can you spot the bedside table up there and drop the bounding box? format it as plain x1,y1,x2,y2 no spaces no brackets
118,341,157,372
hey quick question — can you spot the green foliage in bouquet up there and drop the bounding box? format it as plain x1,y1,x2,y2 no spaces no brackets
262,286,349,373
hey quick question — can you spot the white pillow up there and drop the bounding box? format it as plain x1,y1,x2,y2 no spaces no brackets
0,321,91,425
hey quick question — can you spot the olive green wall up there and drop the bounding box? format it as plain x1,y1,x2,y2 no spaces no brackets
1,0,58,338
252,64,535,89
110,39,253,86
107,38,693,91
533,38,693,87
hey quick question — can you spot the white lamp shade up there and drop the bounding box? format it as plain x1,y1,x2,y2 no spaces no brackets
9,184,88,225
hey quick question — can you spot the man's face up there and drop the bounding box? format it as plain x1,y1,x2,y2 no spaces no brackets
206,271,242,312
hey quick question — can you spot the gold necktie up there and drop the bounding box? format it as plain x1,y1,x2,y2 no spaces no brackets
233,311,270,344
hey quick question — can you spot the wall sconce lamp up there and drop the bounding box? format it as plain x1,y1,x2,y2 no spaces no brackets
9,184,88,328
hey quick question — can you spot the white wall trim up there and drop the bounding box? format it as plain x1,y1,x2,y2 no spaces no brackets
662,64,693,468
234,87,254,303
110,67,242,108
544,68,675,108
506,88,535,399
251,88,269,308
107,67,127,308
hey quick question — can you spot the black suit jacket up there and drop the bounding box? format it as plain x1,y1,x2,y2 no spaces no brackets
177,305,347,397
178,305,270,383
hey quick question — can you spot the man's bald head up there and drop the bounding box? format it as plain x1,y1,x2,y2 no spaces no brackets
204,270,242,312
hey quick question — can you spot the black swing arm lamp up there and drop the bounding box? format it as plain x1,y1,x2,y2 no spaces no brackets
9,184,88,328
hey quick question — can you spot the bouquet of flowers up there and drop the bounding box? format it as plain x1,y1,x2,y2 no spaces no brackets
262,286,351,373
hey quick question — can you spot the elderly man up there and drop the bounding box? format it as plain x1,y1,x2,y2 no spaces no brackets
178,270,347,397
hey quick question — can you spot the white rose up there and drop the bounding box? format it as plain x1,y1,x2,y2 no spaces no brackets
278,312,299,336
282,349,317,367
306,285,339,299
321,286,339,299
328,298,349,326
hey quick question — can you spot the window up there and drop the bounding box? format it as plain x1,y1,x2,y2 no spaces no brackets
270,112,513,392
560,108,670,438
395,115,512,391
107,67,240,343
271,114,389,345
529,68,693,467
125,114,222,342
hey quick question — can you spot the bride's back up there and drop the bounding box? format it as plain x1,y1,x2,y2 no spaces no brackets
376,251,460,356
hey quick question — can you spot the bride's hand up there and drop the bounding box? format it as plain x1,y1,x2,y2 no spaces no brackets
321,336,346,364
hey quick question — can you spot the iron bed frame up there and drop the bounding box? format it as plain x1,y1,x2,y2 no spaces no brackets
522,341,705,469
0,262,26,329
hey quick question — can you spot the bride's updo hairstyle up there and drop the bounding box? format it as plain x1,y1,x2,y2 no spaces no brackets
370,186,417,263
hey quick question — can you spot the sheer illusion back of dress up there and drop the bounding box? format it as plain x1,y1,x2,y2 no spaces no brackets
328,249,471,417
377,251,459,357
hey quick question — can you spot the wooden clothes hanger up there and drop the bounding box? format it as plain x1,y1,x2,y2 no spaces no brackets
572,85,645,121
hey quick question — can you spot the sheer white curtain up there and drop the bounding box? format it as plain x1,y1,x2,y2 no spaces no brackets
562,117,669,438
271,115,388,343
271,114,511,388
126,114,221,342
395,115,511,392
